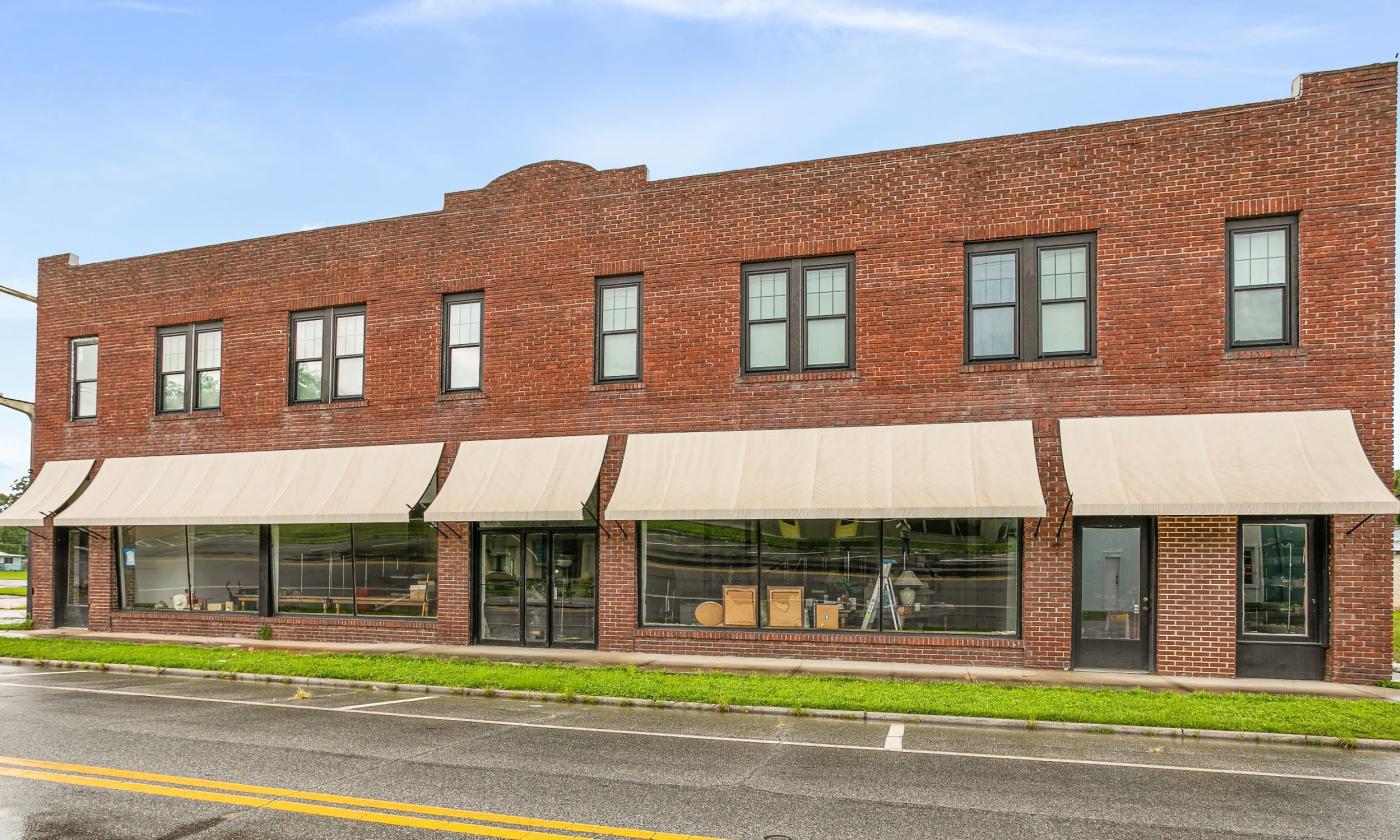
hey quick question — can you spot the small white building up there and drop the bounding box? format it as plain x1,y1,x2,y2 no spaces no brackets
0,551,24,573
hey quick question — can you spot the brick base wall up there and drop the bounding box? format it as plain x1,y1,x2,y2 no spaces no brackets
1155,517,1237,678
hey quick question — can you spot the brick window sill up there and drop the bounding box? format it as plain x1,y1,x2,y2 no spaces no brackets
1223,345,1308,362
288,399,368,412
438,390,486,403
590,380,645,393
635,625,1023,648
66,418,99,427
960,357,1103,374
153,410,223,422
738,369,860,385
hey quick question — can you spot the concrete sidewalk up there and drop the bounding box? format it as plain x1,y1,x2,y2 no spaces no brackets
19,626,1400,701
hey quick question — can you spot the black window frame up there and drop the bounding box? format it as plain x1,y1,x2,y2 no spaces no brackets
595,275,643,383
964,233,1097,363
155,321,223,414
442,292,484,393
69,336,98,420
1236,515,1326,644
288,305,366,404
740,255,856,375
1226,215,1298,349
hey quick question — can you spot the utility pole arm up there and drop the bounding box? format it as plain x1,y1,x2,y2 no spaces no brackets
0,393,34,420
0,285,36,304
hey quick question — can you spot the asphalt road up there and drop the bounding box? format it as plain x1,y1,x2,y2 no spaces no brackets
0,664,1395,839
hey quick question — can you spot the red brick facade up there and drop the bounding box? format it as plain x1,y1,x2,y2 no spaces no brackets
24,64,1397,682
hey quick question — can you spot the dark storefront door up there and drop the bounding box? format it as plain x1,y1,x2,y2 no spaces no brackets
1236,518,1327,680
54,529,90,628
1074,518,1153,671
478,528,597,648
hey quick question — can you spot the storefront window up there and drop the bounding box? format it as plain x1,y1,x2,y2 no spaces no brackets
188,525,260,612
119,525,260,612
119,525,193,610
273,523,437,618
274,524,354,615
641,518,1020,634
1240,521,1309,636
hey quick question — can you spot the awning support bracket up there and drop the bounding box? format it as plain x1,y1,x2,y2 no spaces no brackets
79,527,108,541
1054,494,1072,541
584,503,621,538
410,505,460,539
22,528,48,542
1345,514,1376,537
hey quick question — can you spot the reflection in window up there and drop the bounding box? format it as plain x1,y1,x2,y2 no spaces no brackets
188,525,260,612
884,519,1020,634
274,524,353,614
597,279,641,381
969,252,1017,359
640,521,758,627
1078,525,1142,640
444,294,483,391
119,526,192,610
273,523,437,618
119,525,257,612
760,519,878,630
71,337,98,419
480,532,523,641
67,531,89,607
1240,522,1309,636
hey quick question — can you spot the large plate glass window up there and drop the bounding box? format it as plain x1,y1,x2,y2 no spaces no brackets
290,305,366,403
596,276,641,381
443,293,483,392
1227,216,1297,348
965,234,1096,362
742,255,854,374
273,522,437,617
1239,520,1311,637
117,525,259,612
70,337,98,419
157,322,222,413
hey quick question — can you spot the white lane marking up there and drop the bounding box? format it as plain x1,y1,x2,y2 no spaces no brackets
1,679,1397,789
337,694,440,711
0,669,93,679
884,723,904,751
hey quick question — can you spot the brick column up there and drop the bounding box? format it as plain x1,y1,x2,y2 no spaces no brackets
1022,419,1072,670
1155,516,1236,677
596,433,637,652
28,526,54,629
1327,514,1392,683
435,523,472,644
86,527,117,631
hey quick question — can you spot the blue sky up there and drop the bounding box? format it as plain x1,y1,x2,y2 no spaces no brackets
1,0,1397,487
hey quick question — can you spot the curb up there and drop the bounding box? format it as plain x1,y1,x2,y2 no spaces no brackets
3,656,1396,752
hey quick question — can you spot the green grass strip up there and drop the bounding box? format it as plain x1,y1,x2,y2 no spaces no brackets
0,636,1396,742
0,587,26,597
0,571,26,581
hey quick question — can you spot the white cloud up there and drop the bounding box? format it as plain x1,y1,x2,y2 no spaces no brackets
345,0,542,27
95,0,198,14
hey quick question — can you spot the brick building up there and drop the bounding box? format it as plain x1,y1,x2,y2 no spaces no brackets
4,63,1396,683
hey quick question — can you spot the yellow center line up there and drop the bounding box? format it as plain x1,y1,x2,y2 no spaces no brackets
0,756,724,840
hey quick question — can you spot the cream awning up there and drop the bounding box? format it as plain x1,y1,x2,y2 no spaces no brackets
54,443,443,526
0,459,93,527
1060,410,1400,516
425,435,610,522
605,421,1046,521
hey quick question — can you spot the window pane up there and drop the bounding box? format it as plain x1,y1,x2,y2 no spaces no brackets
118,526,190,610
805,317,846,367
601,332,638,378
449,345,481,390
747,272,787,320
353,522,437,618
1039,246,1087,300
480,532,522,641
335,356,364,398
970,253,1016,305
197,330,222,370
1241,523,1308,636
1079,525,1142,640
641,521,758,626
197,370,221,409
1233,287,1284,343
295,319,323,360
1040,300,1087,354
294,360,322,401
448,300,482,346
335,314,365,356
884,519,1018,634
971,306,1015,358
759,519,879,630
75,381,97,418
74,342,98,381
161,373,186,412
1232,229,1287,289
160,333,187,374
551,532,597,643
601,285,638,332
804,267,847,317
67,532,89,607
188,525,259,613
747,321,787,369
274,524,354,615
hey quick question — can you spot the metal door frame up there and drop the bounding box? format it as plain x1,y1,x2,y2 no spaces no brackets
473,526,598,649
1072,517,1155,671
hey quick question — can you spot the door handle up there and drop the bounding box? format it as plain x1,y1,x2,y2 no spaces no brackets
1141,595,1152,611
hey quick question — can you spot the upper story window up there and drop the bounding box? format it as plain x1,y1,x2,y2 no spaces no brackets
291,306,365,403
741,255,854,374
442,293,482,392
70,337,98,420
596,276,641,381
157,322,222,413
965,234,1096,362
1227,216,1297,348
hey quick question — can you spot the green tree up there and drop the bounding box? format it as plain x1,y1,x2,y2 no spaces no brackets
0,473,31,557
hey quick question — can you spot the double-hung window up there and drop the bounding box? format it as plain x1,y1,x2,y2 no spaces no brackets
1227,216,1297,348
966,234,1096,362
290,306,365,403
742,255,855,373
596,276,641,381
70,337,98,419
157,322,222,413
442,293,483,391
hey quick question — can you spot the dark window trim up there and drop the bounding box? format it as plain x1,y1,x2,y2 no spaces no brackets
1225,215,1298,349
741,255,856,375
471,523,601,647
1235,515,1327,645
155,321,223,415
635,518,1024,639
594,275,643,383
442,292,484,393
288,305,366,404
69,336,98,420
964,233,1097,363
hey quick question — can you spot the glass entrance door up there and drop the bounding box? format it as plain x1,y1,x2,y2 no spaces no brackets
477,529,597,648
55,529,90,628
1074,519,1152,671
